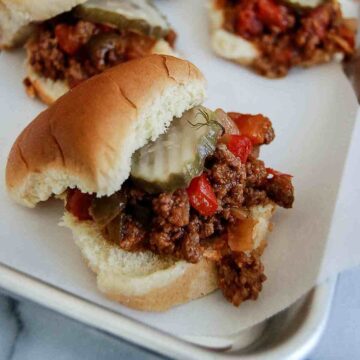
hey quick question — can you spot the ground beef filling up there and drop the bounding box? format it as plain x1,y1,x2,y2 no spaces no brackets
218,249,267,306
27,17,175,87
66,137,294,306
217,0,355,77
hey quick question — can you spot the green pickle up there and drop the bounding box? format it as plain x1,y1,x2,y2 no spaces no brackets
74,0,170,38
89,192,126,228
130,106,223,193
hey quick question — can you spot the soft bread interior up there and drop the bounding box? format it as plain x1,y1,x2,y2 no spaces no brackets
208,1,259,65
61,203,275,311
25,38,178,105
0,0,86,48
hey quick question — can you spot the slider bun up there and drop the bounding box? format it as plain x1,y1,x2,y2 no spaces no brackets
0,0,87,48
6,55,206,206
25,38,178,105
62,204,275,311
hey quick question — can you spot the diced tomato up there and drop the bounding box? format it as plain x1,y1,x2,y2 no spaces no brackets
187,174,218,217
66,189,94,221
221,134,253,163
55,24,83,55
227,113,273,145
257,0,290,31
235,4,263,37
266,167,293,178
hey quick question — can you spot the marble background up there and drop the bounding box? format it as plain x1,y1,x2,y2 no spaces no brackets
0,267,359,360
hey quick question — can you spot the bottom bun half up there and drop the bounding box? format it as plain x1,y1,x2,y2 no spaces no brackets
62,203,275,312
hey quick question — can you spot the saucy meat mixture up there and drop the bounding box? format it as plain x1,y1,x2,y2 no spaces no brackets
26,14,176,88
216,0,356,77
66,112,294,306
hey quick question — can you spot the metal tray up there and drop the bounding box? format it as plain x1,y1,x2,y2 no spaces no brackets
0,262,336,359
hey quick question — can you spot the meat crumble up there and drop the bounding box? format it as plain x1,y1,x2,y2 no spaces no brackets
26,15,176,87
66,119,294,306
218,249,267,306
216,0,356,77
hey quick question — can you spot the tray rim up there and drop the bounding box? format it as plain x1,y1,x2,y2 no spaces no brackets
0,261,336,360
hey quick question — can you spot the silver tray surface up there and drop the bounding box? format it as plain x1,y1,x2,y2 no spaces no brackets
0,262,336,359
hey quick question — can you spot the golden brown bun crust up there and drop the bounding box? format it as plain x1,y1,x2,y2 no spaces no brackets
6,55,206,207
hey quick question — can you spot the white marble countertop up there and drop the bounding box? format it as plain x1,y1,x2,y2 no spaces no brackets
0,266,359,360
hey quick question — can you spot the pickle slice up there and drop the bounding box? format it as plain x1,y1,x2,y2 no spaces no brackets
74,0,170,38
130,106,222,193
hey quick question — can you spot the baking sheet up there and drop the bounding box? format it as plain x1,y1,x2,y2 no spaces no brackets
0,263,338,359
0,0,359,338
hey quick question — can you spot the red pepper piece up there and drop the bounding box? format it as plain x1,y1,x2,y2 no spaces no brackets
235,4,263,37
228,112,273,145
266,167,293,178
257,0,290,31
66,189,94,221
221,134,253,163
55,24,83,55
187,174,218,217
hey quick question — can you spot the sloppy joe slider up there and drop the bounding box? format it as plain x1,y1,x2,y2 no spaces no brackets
6,55,294,310
209,0,356,77
0,0,177,104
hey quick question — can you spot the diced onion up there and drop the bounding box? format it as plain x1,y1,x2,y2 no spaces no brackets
214,109,240,135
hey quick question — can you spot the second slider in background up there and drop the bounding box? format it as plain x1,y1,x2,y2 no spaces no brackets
0,0,177,104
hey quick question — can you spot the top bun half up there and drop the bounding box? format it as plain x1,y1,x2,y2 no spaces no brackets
0,0,87,48
6,55,206,207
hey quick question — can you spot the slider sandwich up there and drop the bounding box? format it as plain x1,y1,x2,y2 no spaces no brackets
209,0,356,77
0,0,176,104
6,55,294,311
